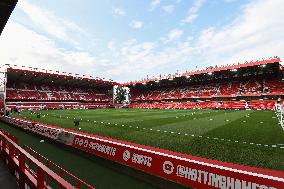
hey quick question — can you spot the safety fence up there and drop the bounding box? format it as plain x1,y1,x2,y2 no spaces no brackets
1,116,284,189
23,145,93,189
0,129,94,189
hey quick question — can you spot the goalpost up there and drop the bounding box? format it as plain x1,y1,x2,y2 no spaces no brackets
275,103,284,130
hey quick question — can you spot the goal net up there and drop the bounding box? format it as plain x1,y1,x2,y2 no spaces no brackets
275,103,284,130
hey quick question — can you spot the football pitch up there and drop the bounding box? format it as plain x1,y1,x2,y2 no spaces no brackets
13,108,284,171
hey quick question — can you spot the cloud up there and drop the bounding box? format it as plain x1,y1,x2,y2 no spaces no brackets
188,0,206,14
107,41,115,51
163,29,184,43
2,0,283,83
162,5,175,14
181,14,198,24
149,0,161,11
224,0,236,2
181,0,206,25
105,0,284,81
113,8,126,17
129,20,143,29
194,0,284,68
0,21,112,79
18,0,88,44
103,38,195,81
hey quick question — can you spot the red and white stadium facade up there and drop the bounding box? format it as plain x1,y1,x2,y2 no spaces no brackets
1,57,284,111
1,58,284,188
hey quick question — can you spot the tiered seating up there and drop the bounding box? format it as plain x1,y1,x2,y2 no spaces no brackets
6,82,112,102
127,100,276,110
218,101,247,109
6,102,113,110
130,79,284,101
264,80,284,95
248,100,276,110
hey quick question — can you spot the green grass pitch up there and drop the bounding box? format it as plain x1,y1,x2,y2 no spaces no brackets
13,108,284,171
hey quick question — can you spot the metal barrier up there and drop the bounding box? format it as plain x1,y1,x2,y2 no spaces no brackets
0,130,93,189
23,145,93,189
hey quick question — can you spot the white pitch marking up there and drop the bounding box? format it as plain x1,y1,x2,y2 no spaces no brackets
32,113,282,150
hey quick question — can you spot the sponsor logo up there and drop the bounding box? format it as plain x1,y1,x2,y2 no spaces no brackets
74,137,117,156
123,150,131,161
131,153,152,167
163,161,174,175
122,150,152,167
163,162,278,189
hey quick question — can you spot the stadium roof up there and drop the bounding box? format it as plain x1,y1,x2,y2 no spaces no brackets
6,65,117,88
0,0,18,35
120,57,281,87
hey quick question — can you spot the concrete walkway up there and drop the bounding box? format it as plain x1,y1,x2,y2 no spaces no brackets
0,154,19,189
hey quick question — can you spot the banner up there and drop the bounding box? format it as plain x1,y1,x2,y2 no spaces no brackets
71,134,284,189
2,117,62,140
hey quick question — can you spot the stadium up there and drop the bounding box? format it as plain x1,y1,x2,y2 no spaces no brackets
0,1,284,189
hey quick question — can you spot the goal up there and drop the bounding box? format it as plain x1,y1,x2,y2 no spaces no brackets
275,103,284,130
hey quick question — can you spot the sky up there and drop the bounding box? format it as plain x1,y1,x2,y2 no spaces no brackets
0,0,283,82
